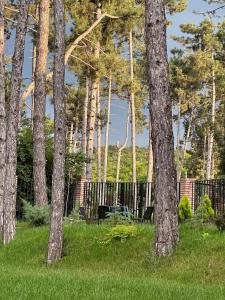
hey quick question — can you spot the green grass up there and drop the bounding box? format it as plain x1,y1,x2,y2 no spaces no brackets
0,222,225,299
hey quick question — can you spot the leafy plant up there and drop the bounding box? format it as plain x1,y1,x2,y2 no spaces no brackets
195,194,215,222
178,195,193,222
100,225,137,245
22,200,50,226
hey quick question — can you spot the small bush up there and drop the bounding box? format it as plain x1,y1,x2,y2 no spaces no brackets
178,195,193,222
22,200,50,226
100,225,137,245
64,203,84,224
105,210,133,226
195,194,214,222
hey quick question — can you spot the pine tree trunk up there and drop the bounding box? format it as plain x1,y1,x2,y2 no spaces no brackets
31,5,38,130
146,117,153,208
47,0,65,264
176,97,181,150
129,31,137,185
69,122,74,153
96,84,101,182
116,105,130,200
129,31,137,215
206,53,216,180
203,130,207,178
103,74,112,183
86,6,101,181
177,109,193,181
145,0,179,256
33,0,50,207
3,0,29,245
82,76,89,175
0,0,6,234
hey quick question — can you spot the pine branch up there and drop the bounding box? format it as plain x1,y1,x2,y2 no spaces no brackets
21,12,120,104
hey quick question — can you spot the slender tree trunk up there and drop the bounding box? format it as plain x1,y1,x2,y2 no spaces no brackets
33,0,50,207
146,117,153,208
0,0,6,234
203,129,207,178
86,6,101,181
177,109,193,181
31,5,38,130
3,0,29,245
116,105,130,199
206,52,216,180
145,0,179,256
103,74,112,183
69,122,74,153
82,76,89,175
129,30,137,215
96,84,101,182
176,97,181,150
47,0,65,264
129,30,137,184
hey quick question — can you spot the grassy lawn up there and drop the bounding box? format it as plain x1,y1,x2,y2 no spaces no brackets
0,222,225,299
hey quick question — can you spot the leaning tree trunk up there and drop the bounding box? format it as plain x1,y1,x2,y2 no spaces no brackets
3,0,29,245
0,0,6,234
86,6,101,181
145,0,179,256
33,0,50,207
206,52,216,180
47,0,65,264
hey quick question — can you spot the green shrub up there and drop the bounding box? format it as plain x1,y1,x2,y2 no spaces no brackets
100,225,137,245
195,194,214,221
178,195,193,222
104,210,133,226
22,200,50,226
64,203,84,224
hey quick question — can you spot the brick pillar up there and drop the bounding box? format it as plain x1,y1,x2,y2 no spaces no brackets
74,176,87,207
179,178,195,211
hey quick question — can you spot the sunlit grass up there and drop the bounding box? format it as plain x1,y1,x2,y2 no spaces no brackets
0,222,225,299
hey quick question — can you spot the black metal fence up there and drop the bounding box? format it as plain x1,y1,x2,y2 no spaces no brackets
194,179,225,215
81,182,154,220
16,178,225,220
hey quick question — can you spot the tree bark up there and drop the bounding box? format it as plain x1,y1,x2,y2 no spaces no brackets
47,0,65,264
0,0,6,234
145,0,179,256
116,104,130,200
103,74,112,183
177,109,193,181
96,84,101,182
33,0,50,207
129,30,137,185
3,0,29,245
206,52,216,180
86,6,101,181
82,76,89,175
146,117,153,208
129,30,137,216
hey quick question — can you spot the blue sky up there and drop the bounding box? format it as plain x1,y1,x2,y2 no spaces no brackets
6,0,224,147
